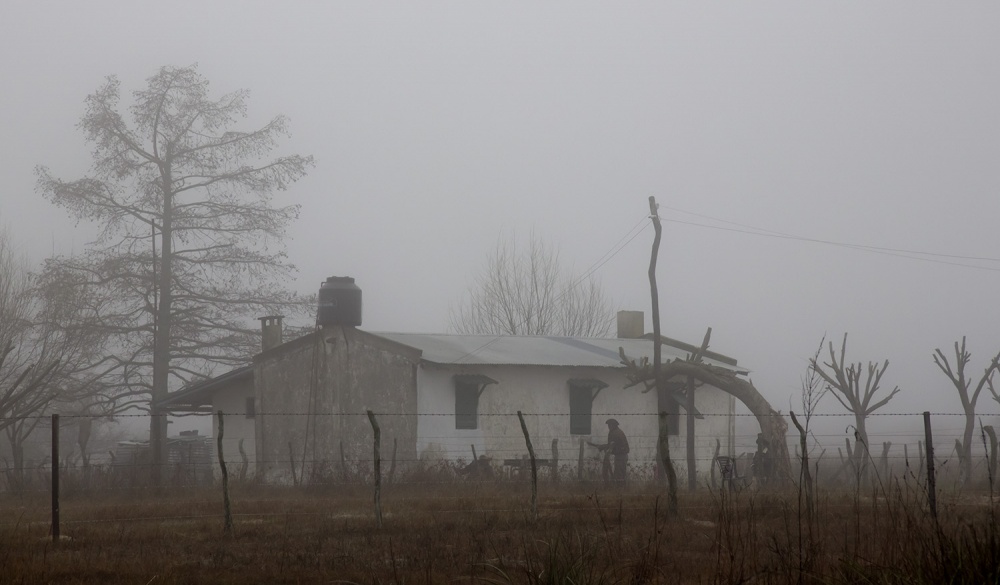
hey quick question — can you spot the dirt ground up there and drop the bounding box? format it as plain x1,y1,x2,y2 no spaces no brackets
1,480,997,584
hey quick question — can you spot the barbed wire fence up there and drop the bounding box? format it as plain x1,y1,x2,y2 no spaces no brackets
1,409,997,541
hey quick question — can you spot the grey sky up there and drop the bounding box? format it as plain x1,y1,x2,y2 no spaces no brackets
2,3,998,444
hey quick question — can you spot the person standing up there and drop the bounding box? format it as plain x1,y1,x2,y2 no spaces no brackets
598,418,630,484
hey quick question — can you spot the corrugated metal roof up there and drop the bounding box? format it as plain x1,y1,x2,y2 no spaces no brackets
157,365,253,409
371,332,748,374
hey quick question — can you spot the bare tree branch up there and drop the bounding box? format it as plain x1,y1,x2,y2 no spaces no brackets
449,231,615,337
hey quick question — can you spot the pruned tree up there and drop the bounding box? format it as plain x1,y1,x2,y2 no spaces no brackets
620,341,792,485
620,198,790,487
810,333,900,485
35,65,313,480
933,337,1000,485
449,231,614,337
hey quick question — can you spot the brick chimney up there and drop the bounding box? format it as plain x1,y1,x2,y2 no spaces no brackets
616,310,644,339
259,316,284,351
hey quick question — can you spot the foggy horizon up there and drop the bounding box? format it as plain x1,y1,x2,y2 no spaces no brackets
2,3,998,450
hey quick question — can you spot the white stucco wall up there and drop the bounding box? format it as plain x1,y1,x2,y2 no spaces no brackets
210,384,257,478
415,363,735,482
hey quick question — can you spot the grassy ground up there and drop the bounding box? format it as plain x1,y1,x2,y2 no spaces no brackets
1,478,998,584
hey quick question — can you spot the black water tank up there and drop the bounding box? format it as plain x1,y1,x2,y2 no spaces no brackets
317,276,362,326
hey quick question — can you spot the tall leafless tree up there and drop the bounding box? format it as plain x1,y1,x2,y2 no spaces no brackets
811,333,900,484
35,65,313,480
933,337,1000,485
449,232,614,337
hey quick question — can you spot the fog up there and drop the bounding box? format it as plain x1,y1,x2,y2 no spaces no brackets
2,3,998,450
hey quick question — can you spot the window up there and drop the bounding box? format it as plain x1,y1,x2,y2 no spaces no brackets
455,381,479,430
454,374,497,430
245,397,256,419
568,378,607,436
569,385,593,435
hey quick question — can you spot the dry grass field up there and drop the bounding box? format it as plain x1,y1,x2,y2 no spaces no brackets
1,472,998,585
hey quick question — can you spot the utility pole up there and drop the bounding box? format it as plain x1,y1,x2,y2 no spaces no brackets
648,197,662,380
648,196,678,504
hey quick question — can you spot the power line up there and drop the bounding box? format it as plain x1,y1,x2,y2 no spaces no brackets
660,204,1000,272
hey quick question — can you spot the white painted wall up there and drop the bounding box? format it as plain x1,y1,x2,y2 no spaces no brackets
415,363,735,481
208,385,257,478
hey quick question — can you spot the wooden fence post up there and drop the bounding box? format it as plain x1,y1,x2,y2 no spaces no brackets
550,439,559,482
577,440,585,481
218,411,233,535
51,414,59,543
984,425,998,486
516,411,538,521
367,410,383,529
923,411,937,522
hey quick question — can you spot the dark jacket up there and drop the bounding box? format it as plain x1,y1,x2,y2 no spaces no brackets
607,427,630,456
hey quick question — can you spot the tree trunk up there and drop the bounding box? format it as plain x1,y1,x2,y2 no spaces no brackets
854,416,869,486
960,404,975,485
151,149,174,488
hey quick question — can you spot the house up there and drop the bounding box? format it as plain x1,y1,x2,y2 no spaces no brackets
158,278,748,484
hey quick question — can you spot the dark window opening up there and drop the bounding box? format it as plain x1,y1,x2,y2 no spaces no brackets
569,385,593,435
245,396,256,419
455,381,480,430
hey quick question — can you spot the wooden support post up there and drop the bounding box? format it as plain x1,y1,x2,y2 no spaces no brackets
51,414,59,543
923,411,937,521
517,411,538,521
577,440,585,481
367,410,382,529
217,411,233,535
